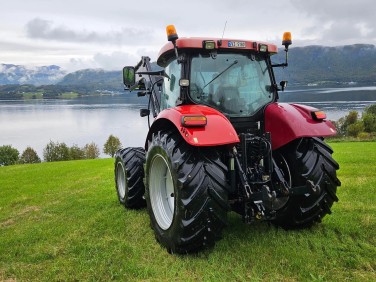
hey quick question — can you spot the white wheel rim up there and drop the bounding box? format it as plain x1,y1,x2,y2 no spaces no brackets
116,162,126,199
149,154,175,230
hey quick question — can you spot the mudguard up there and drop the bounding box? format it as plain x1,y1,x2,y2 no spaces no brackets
265,103,337,150
146,105,239,148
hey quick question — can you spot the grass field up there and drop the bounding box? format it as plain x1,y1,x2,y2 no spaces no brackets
0,142,375,281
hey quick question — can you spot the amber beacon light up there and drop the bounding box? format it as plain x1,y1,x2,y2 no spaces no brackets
282,32,292,48
166,25,178,42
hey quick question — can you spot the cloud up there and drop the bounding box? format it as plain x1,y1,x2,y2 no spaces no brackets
65,51,142,71
25,18,156,45
290,0,376,44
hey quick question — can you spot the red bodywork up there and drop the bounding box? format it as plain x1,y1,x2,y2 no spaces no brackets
147,105,239,147
265,103,337,150
157,37,278,66
147,103,336,150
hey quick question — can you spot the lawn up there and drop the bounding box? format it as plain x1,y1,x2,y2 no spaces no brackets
0,142,375,281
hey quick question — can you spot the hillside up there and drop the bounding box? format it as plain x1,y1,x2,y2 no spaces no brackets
1,44,376,100
57,69,123,92
273,44,376,85
0,142,375,281
1,45,376,89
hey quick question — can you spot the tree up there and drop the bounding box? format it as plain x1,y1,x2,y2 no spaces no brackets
332,117,345,136
365,104,376,115
0,145,19,166
347,122,364,137
345,111,358,125
19,147,41,164
84,142,100,159
362,104,376,133
69,144,85,160
43,141,70,162
335,111,363,137
103,135,122,157
362,113,376,133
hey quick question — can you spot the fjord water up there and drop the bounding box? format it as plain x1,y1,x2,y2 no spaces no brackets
0,95,149,158
0,87,375,159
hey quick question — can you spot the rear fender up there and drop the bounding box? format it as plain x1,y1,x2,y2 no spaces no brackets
265,103,336,150
145,105,239,149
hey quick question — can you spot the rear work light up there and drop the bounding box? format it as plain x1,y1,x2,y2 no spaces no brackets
181,115,207,127
203,40,216,50
259,44,268,52
312,111,327,120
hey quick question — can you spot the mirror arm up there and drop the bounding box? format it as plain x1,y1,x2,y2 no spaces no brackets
272,47,289,68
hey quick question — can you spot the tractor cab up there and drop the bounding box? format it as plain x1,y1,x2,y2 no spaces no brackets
160,49,275,118
156,25,282,120
123,25,290,121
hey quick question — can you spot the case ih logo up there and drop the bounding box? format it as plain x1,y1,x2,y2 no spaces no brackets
228,41,246,48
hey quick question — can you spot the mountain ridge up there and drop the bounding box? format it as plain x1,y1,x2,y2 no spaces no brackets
0,64,66,85
1,44,376,89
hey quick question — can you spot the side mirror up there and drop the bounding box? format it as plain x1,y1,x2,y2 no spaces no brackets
280,81,288,91
140,108,150,117
123,66,135,87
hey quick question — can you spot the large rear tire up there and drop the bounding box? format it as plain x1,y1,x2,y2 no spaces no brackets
273,137,341,229
145,130,229,253
114,147,146,209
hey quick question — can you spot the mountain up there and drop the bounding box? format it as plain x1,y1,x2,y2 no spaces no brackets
57,69,123,92
1,45,376,89
273,44,376,85
0,64,66,85
56,62,161,92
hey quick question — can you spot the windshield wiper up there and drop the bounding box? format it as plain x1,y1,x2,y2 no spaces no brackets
202,60,238,90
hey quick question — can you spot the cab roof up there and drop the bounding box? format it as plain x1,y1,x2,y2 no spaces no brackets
157,37,278,66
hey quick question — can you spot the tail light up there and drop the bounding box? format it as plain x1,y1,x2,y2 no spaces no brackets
312,111,327,121
181,115,207,127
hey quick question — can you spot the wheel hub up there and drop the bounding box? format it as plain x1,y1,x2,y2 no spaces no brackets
149,154,175,230
116,163,126,199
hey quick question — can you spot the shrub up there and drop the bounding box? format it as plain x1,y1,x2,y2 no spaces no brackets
0,145,19,166
362,113,376,133
332,118,345,136
43,141,70,162
347,122,364,137
364,104,376,115
84,143,100,159
19,147,41,164
357,132,370,140
103,135,122,157
69,144,85,160
346,111,358,125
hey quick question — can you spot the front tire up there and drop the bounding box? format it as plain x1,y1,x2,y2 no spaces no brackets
145,130,229,253
273,137,341,229
114,147,146,209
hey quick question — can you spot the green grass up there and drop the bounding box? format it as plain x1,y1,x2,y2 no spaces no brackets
20,92,79,100
0,142,375,281
59,92,79,99
21,92,43,99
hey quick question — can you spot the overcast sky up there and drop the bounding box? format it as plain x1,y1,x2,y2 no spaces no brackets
1,0,375,71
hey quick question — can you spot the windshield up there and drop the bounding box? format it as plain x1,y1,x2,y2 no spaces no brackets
189,52,274,116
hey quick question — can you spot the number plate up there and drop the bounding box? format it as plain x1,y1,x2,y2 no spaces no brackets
227,41,246,48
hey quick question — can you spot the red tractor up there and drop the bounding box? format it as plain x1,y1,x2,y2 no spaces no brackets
115,25,341,253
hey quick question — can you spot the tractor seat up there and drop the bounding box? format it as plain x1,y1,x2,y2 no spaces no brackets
216,86,241,113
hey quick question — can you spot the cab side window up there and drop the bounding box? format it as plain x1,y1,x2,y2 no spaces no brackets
160,59,181,110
